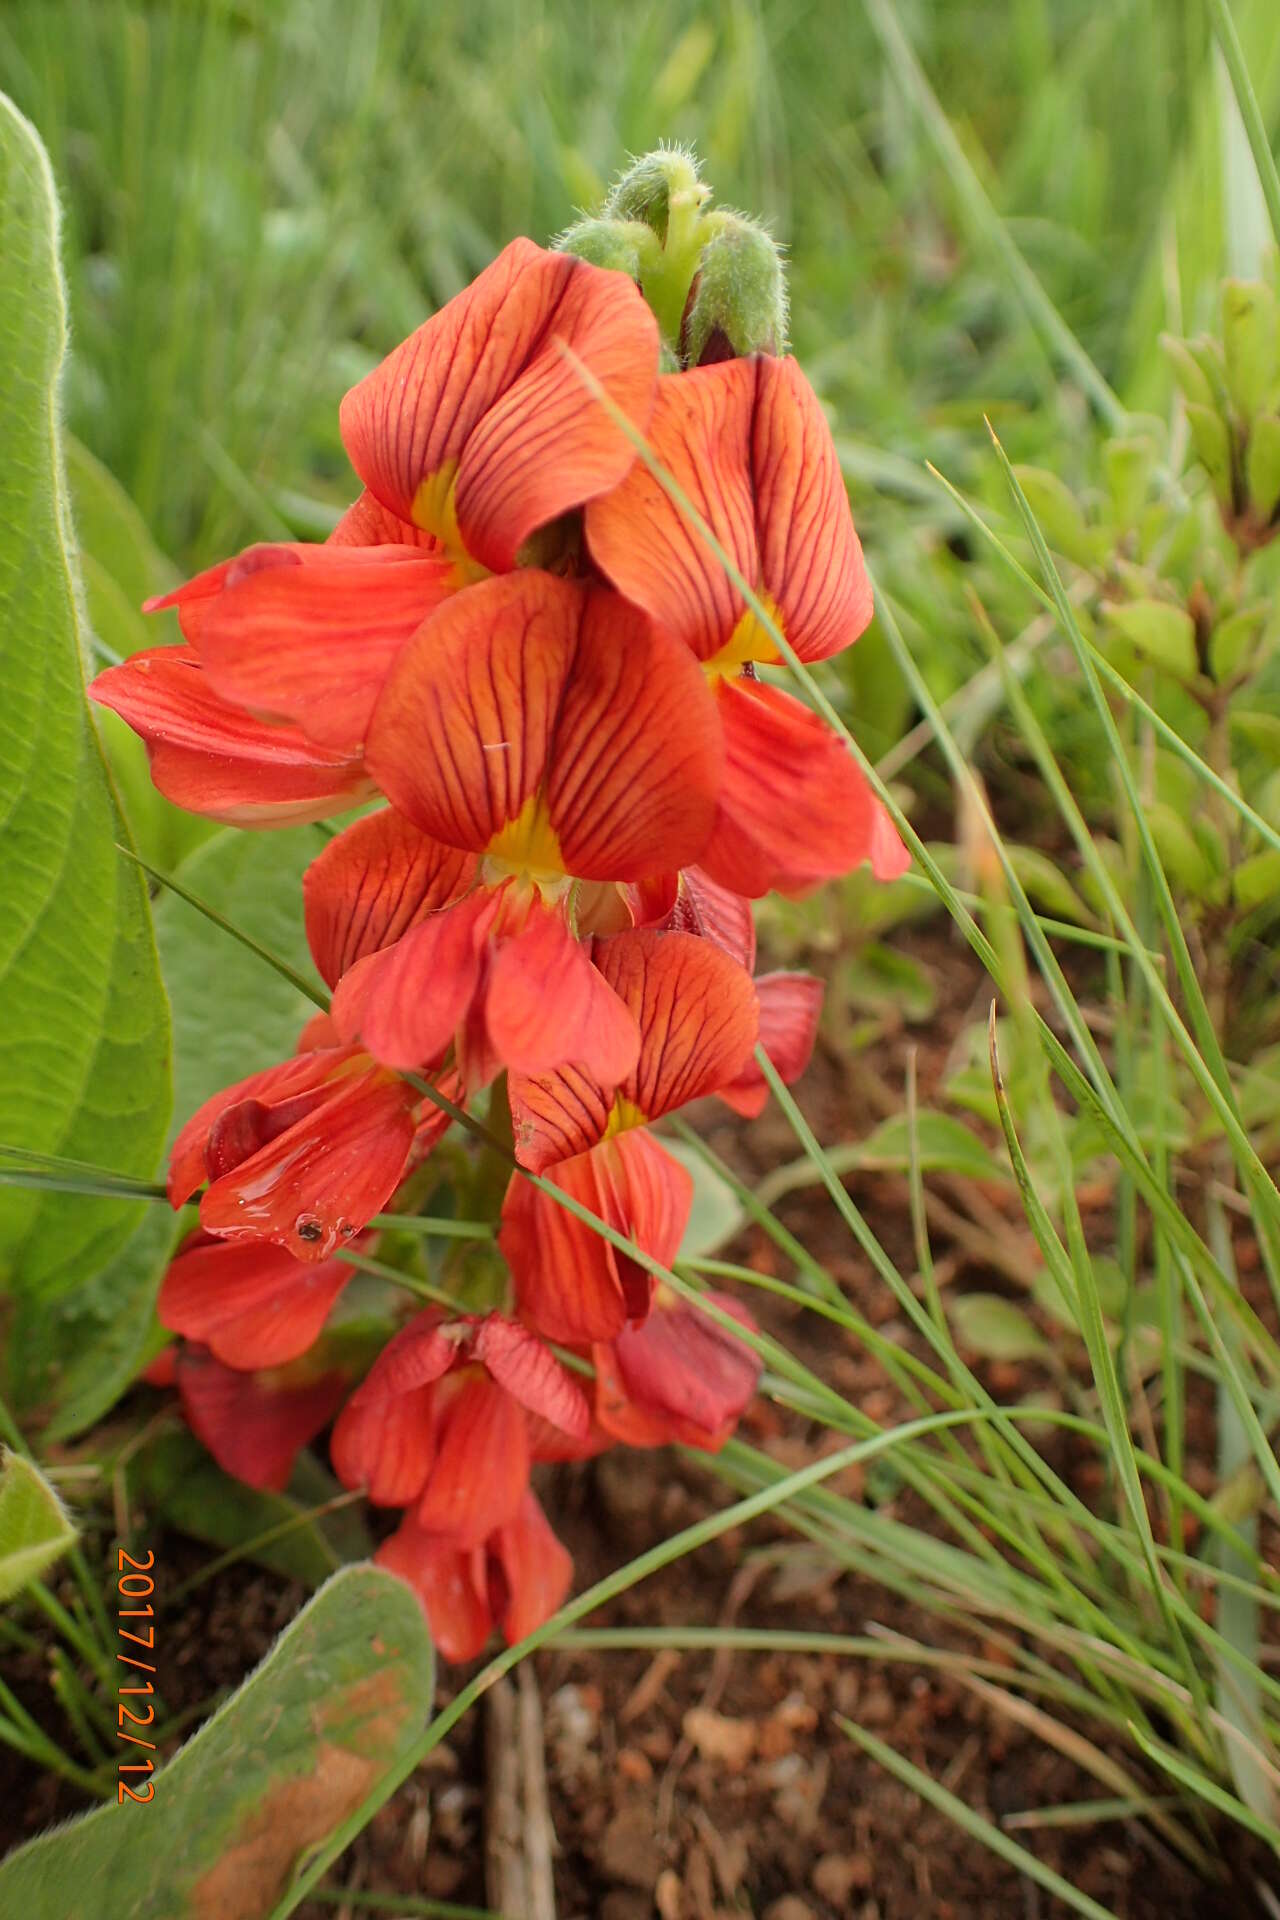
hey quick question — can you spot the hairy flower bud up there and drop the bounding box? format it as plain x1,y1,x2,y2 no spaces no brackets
554,217,657,282
682,213,788,365
602,144,707,243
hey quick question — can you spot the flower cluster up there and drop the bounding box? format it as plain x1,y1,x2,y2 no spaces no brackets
96,152,906,1660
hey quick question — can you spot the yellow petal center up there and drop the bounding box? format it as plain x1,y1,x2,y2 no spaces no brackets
411,462,491,586
702,590,783,684
603,1094,648,1139
482,790,569,898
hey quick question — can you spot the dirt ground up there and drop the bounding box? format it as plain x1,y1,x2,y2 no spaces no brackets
3,922,1277,1919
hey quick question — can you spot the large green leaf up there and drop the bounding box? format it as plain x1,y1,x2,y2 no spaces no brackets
153,827,327,1141
0,1449,76,1600
0,94,170,1414
0,1563,433,1918
40,1205,182,1444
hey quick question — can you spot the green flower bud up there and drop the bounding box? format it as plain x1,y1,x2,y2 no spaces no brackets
603,144,707,243
553,217,658,282
682,213,788,365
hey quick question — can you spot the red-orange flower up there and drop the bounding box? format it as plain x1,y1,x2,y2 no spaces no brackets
376,1490,572,1662
314,572,723,1087
167,1042,440,1262
340,238,659,575
500,929,758,1342
330,1309,589,1543
585,357,908,896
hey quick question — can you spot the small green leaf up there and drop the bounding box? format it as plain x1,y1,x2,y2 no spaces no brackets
858,1111,1001,1183
1003,845,1098,927
1102,599,1198,680
949,1293,1050,1363
1246,411,1280,522
843,942,937,1022
1184,402,1235,507
1010,466,1098,566
1222,279,1278,420
1233,848,1280,911
0,1564,433,1917
1160,333,1214,410
0,1449,76,1600
1209,604,1269,682
1144,800,1215,897
1231,706,1280,765
1102,434,1157,529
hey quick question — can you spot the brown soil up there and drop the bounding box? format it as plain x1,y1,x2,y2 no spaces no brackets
3,921,1276,1919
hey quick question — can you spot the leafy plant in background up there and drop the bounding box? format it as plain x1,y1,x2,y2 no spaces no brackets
3,4,1280,1917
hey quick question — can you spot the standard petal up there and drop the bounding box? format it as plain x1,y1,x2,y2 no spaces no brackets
339,239,658,571
416,1374,530,1546
198,1068,417,1260
545,588,722,879
483,899,639,1082
472,1315,590,1438
304,808,477,989
375,1520,491,1660
585,360,757,660
197,546,455,753
699,677,905,897
90,647,374,826
158,1234,352,1370
490,1491,574,1646
330,891,499,1071
366,571,576,850
750,354,874,663
511,930,758,1169
174,1348,347,1493
718,971,824,1118
593,929,759,1122
509,1063,612,1173
587,356,872,665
